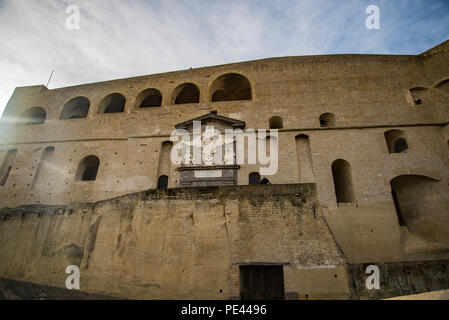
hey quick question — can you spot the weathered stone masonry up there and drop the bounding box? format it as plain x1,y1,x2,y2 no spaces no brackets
0,184,350,299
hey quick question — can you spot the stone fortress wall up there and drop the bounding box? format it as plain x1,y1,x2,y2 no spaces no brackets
0,39,448,299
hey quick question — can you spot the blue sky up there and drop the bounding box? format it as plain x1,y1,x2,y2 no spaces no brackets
0,0,448,116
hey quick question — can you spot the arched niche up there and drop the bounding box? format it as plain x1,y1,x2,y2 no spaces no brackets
136,88,162,108
99,93,126,113
319,113,335,127
75,155,100,181
331,159,356,203
269,116,283,129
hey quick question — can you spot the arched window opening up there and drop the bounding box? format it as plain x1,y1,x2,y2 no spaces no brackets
331,159,356,203
249,172,261,185
319,113,335,127
0,149,17,186
17,107,46,125
210,73,251,102
61,97,90,120
157,175,168,189
385,130,408,154
173,83,200,104
269,116,283,129
136,88,162,108
99,93,126,113
75,155,100,181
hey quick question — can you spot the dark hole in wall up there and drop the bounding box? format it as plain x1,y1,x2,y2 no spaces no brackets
269,116,283,129
394,138,409,153
103,94,126,113
140,93,162,108
249,172,261,185
76,156,100,181
331,159,355,203
174,84,200,104
82,166,98,181
319,113,335,127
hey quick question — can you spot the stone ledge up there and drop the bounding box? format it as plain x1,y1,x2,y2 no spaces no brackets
0,277,124,300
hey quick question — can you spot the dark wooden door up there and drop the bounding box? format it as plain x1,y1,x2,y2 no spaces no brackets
240,266,285,300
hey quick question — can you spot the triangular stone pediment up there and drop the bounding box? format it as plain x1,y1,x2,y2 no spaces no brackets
175,111,245,130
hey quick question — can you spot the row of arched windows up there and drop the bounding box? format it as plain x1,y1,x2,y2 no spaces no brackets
16,73,252,124
17,106,334,130
13,76,449,125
